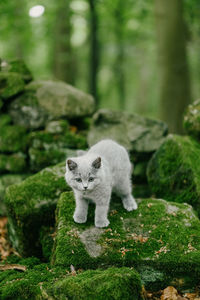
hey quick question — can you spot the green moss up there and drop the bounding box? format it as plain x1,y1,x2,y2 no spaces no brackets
0,114,12,127
0,72,25,99
0,259,142,300
147,134,200,214
3,59,33,83
52,192,200,289
0,124,28,153
0,153,27,173
44,267,142,300
5,162,70,257
39,226,55,261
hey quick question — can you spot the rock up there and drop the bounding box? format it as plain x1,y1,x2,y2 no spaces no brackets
0,72,25,100
0,124,28,153
1,59,33,83
28,80,95,119
0,259,142,300
8,88,49,130
183,99,200,140
52,192,200,289
88,109,168,156
28,129,87,171
0,153,27,173
147,134,200,214
9,80,95,129
5,162,70,257
0,114,12,127
0,174,28,215
45,119,69,134
41,267,142,300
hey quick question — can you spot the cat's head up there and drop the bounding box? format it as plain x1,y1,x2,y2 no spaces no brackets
65,156,102,191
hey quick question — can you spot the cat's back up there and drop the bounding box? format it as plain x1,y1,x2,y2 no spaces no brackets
88,139,131,171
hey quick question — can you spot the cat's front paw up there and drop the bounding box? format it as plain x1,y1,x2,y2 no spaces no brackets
123,196,138,211
95,219,110,228
73,214,87,224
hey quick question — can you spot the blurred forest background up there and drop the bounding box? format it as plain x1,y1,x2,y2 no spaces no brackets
0,0,199,133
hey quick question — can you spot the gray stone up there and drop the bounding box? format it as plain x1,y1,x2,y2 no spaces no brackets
88,109,168,155
80,227,105,257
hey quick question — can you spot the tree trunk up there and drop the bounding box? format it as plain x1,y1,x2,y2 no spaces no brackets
88,0,99,107
155,0,191,133
52,0,75,85
113,0,126,110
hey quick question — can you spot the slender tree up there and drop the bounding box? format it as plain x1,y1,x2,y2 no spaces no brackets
88,0,100,107
52,0,75,85
155,0,191,133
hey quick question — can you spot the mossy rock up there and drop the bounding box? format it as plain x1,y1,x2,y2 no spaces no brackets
0,114,12,127
1,58,33,83
4,162,70,257
0,258,142,300
147,134,200,214
0,153,27,173
8,89,49,130
27,80,95,119
28,129,87,171
52,192,200,290
183,99,200,139
88,109,168,159
0,174,28,216
0,124,28,153
0,72,25,100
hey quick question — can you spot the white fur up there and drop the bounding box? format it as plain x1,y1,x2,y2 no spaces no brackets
65,139,137,228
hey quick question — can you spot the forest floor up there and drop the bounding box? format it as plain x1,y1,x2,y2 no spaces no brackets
0,216,199,300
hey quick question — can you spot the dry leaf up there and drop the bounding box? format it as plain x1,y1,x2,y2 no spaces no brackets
161,286,178,300
0,264,26,272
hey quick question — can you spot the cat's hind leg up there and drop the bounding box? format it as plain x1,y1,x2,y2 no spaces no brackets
115,176,138,211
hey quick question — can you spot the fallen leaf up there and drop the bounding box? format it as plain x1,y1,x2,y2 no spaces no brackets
0,264,26,272
161,286,178,300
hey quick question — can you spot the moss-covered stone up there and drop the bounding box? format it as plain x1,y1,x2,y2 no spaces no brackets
1,59,33,83
45,119,69,134
0,153,27,173
0,72,25,100
147,134,200,214
42,267,142,300
0,124,28,153
8,89,49,130
183,99,200,139
0,258,142,300
0,174,28,215
52,192,200,289
4,162,70,257
28,129,87,171
0,114,12,127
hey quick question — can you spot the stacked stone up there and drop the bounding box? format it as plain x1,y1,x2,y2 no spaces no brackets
0,58,95,215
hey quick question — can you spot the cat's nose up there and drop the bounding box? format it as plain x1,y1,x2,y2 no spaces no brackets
83,186,88,190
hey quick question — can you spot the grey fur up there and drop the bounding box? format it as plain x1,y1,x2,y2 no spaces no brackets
65,139,137,228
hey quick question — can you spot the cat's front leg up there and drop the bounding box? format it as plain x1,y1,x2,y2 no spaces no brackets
95,204,110,228
73,194,88,224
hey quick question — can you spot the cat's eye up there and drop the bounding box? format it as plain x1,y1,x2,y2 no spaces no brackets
75,178,82,182
88,177,94,182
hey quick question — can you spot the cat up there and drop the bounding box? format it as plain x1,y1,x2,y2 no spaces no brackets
65,139,137,228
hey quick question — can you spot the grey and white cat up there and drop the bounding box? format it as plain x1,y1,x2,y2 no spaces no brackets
65,139,137,228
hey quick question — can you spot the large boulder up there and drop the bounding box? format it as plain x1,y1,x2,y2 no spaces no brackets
9,80,95,129
88,109,168,156
4,162,70,257
52,192,200,290
147,134,200,214
183,99,200,140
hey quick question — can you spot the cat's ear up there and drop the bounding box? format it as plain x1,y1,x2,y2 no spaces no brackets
92,157,101,169
67,159,77,171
